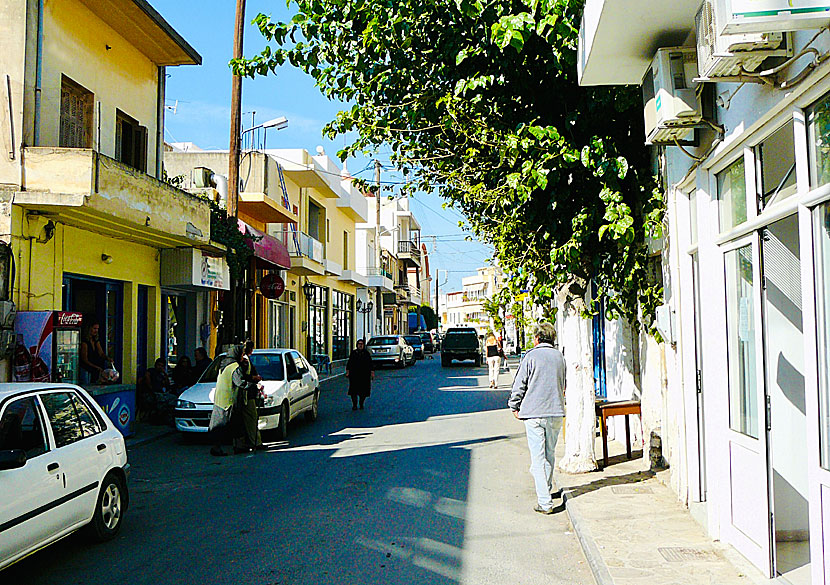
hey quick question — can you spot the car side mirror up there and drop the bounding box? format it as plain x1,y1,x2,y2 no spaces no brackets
0,449,26,471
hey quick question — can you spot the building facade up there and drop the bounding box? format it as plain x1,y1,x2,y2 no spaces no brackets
579,1,830,581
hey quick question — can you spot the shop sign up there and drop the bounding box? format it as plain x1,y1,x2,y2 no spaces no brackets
55,312,83,327
260,274,286,299
200,253,227,289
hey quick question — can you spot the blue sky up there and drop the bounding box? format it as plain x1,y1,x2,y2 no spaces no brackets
152,0,492,293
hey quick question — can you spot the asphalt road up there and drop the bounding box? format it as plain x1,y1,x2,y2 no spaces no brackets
5,354,594,585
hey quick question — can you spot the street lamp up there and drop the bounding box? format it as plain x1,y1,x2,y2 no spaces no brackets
241,116,289,150
357,298,374,339
302,281,315,301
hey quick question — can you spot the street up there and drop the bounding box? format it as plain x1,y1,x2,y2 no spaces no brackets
4,356,593,585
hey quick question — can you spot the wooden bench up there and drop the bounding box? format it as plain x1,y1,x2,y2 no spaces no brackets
595,399,642,469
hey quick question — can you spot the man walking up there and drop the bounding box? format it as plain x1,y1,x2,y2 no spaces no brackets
508,321,566,514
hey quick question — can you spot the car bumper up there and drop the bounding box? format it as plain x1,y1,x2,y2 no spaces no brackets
175,408,212,433
372,354,403,365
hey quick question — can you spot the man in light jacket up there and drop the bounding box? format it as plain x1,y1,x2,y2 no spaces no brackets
508,321,566,514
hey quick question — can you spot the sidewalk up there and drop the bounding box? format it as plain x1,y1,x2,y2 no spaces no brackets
125,420,175,449
557,438,766,585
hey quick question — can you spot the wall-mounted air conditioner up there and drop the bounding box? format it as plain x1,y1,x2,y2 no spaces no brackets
191,167,214,188
696,0,791,80
643,47,702,145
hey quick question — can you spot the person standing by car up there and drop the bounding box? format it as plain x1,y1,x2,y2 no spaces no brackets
485,332,502,388
507,322,566,515
235,340,264,452
346,339,374,410
209,345,258,456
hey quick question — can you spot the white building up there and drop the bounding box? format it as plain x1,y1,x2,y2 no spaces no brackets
579,1,830,581
444,266,504,335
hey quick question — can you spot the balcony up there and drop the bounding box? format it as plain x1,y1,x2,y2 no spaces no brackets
271,229,325,275
577,0,699,86
366,268,394,292
15,147,212,249
394,283,421,305
397,240,421,267
339,269,369,287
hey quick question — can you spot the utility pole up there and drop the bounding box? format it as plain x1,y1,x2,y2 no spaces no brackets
375,160,382,335
227,0,245,218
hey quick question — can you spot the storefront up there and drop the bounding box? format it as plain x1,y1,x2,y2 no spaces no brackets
306,283,328,358
332,289,354,360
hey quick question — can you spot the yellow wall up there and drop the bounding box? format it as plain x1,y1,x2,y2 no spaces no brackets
39,0,160,174
12,208,162,383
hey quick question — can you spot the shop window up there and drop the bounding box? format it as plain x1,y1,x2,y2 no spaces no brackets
332,290,353,360
717,158,748,232
307,285,328,357
815,203,830,469
756,120,796,210
809,92,830,188
59,75,93,148
725,244,759,439
115,109,147,172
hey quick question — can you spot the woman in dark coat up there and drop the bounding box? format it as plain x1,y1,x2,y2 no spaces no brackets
346,339,374,410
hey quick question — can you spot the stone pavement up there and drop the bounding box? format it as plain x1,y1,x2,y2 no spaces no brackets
556,438,767,585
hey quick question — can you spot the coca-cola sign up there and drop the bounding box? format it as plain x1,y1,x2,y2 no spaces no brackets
55,312,83,327
259,274,285,299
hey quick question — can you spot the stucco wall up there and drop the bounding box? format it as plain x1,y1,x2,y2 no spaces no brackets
0,0,30,187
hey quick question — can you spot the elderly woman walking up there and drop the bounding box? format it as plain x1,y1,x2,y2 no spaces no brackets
346,339,374,410
208,345,259,456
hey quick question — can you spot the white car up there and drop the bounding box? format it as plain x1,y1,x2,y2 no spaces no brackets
0,383,129,571
175,349,320,438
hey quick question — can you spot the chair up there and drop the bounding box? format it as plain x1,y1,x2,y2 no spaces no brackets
313,354,332,375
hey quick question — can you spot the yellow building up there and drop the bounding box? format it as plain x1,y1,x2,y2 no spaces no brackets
165,146,369,365
0,0,224,387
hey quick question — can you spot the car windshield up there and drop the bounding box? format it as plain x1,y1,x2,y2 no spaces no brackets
368,337,398,346
249,354,285,381
404,336,421,345
418,333,431,341
198,355,225,383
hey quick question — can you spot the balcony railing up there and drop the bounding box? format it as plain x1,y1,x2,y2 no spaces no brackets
272,230,324,264
397,240,420,258
394,283,421,299
367,267,394,280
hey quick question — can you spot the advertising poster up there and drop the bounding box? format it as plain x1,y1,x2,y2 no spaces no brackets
14,311,54,382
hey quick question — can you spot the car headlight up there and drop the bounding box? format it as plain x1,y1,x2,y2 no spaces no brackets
176,399,196,409
263,394,276,407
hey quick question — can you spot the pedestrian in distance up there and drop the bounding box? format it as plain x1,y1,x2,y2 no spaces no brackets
209,345,259,457
508,321,566,515
485,332,502,388
346,339,374,410
235,340,264,452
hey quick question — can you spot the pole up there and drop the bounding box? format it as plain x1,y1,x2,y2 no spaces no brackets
375,159,382,336
227,0,245,218
435,269,439,330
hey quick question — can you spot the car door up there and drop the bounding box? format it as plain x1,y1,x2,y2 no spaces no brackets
283,353,303,419
291,351,314,412
0,394,62,567
40,390,107,527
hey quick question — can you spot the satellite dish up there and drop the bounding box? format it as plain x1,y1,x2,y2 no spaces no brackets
316,145,325,156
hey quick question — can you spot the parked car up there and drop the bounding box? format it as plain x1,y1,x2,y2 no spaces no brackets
175,349,319,439
441,327,483,367
404,335,425,360
0,383,130,571
367,336,415,368
418,331,435,354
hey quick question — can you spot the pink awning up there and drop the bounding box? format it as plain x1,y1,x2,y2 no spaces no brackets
238,220,291,270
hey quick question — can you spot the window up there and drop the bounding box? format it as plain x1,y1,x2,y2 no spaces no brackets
249,354,285,381
816,203,830,469
59,76,93,148
810,92,830,188
307,200,323,243
725,245,758,438
72,394,102,437
0,397,48,458
343,231,349,270
115,109,147,172
756,120,796,209
717,158,748,231
291,351,309,374
284,353,298,378
307,284,328,357
332,290,354,360
41,392,84,448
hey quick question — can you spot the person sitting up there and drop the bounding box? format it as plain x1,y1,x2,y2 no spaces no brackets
171,356,195,391
79,321,115,384
192,347,212,382
137,358,177,423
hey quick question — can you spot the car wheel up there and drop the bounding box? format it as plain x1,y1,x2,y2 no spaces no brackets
398,356,405,369
305,391,319,422
89,472,125,542
277,402,289,439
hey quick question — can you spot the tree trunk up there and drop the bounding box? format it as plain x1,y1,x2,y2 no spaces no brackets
558,288,597,474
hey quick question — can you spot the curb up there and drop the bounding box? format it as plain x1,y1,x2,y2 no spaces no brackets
318,372,345,386
125,429,175,449
562,489,615,585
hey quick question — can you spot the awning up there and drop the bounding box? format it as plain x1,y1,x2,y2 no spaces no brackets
238,220,291,270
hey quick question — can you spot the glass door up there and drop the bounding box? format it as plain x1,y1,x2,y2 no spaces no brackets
722,237,772,575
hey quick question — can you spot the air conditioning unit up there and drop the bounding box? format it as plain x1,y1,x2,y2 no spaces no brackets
696,0,790,80
643,48,702,145
191,167,214,188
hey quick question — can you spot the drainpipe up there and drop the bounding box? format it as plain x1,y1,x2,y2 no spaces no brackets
156,66,165,179
33,0,44,146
